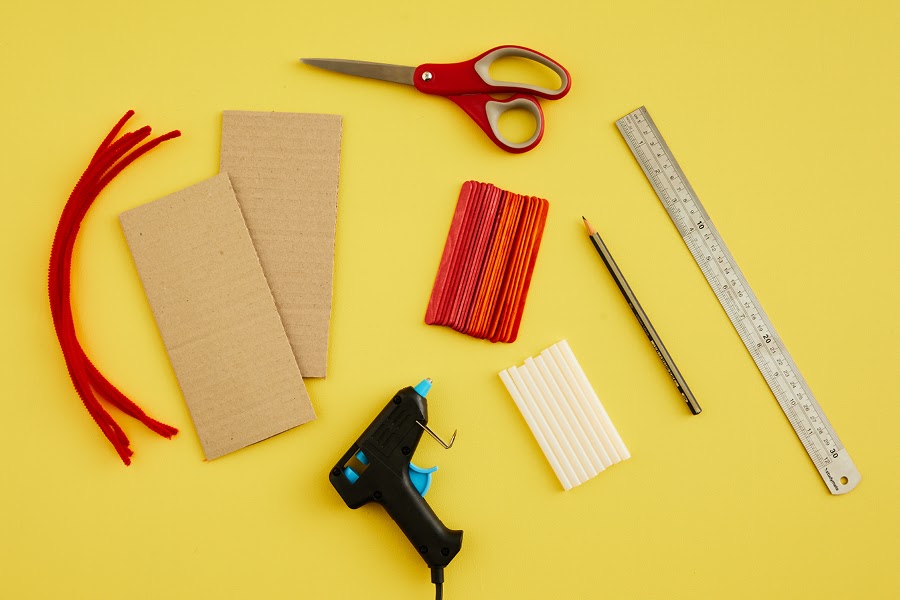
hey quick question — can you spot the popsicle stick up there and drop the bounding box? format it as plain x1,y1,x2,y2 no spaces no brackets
489,195,536,342
465,191,507,336
485,193,527,336
450,183,499,330
470,192,522,337
507,197,549,342
495,196,537,343
425,182,549,342
439,181,488,325
458,185,504,333
500,369,572,490
426,181,474,324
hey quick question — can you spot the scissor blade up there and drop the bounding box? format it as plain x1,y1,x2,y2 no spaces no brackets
300,58,415,86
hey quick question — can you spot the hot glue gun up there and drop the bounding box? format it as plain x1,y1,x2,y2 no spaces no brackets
329,378,463,598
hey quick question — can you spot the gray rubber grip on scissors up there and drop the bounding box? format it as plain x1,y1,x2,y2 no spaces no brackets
485,99,542,150
474,47,570,97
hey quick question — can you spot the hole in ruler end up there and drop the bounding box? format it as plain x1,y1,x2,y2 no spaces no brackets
840,476,849,485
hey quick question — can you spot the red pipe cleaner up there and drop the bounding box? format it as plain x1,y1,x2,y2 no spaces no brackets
49,111,181,465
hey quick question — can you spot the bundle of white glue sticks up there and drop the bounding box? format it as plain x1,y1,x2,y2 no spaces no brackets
499,340,630,490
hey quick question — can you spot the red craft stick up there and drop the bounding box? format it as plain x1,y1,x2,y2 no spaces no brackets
464,190,512,335
435,182,484,325
425,181,474,325
442,182,492,326
48,111,180,464
451,182,497,327
453,185,503,331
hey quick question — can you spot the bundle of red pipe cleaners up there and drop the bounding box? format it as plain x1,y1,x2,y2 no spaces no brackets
49,111,181,465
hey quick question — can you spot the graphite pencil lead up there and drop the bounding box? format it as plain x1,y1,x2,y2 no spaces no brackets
582,217,597,236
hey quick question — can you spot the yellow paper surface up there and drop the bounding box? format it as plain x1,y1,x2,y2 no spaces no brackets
1,1,897,598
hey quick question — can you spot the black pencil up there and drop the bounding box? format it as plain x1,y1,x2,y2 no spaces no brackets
583,217,702,415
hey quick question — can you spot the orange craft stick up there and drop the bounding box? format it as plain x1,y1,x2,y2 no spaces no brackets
506,197,549,342
468,193,522,337
497,196,542,342
463,192,507,335
489,195,537,342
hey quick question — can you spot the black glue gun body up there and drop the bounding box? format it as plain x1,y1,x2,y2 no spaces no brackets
329,383,463,569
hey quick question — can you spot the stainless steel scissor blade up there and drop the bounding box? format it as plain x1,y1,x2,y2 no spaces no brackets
299,58,415,86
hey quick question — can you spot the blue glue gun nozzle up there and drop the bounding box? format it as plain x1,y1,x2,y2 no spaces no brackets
414,378,432,397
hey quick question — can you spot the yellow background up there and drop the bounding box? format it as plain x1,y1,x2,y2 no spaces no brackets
2,1,898,598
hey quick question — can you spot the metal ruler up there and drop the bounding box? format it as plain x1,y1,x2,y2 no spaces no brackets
616,106,860,494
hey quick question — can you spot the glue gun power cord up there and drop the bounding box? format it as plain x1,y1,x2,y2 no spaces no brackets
432,567,444,600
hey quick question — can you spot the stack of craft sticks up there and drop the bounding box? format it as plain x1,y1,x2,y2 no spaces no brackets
499,340,630,490
425,180,549,343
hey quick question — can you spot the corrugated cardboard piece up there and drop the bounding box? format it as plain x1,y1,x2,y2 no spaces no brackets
119,173,316,460
220,111,342,378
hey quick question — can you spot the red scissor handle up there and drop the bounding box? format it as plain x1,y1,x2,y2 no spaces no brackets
446,93,545,154
413,45,571,100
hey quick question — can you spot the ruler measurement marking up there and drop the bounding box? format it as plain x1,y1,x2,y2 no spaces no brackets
616,107,859,494
635,113,826,456
630,108,834,471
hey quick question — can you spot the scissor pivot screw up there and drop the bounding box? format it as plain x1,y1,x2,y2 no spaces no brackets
421,71,433,81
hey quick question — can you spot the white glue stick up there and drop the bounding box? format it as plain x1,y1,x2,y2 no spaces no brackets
560,340,630,460
499,369,573,490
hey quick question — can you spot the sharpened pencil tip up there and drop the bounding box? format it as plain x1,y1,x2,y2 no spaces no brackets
582,217,596,235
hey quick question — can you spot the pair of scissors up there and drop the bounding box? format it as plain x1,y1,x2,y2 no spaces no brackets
300,45,571,154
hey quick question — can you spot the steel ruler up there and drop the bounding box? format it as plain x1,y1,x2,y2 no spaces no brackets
616,106,860,494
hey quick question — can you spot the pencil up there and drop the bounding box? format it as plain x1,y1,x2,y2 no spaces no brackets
583,217,702,415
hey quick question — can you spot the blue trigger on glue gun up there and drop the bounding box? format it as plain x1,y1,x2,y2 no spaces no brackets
408,462,437,496
343,450,437,497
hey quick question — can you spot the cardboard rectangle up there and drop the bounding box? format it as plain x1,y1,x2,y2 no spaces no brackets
220,111,342,378
119,173,316,460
